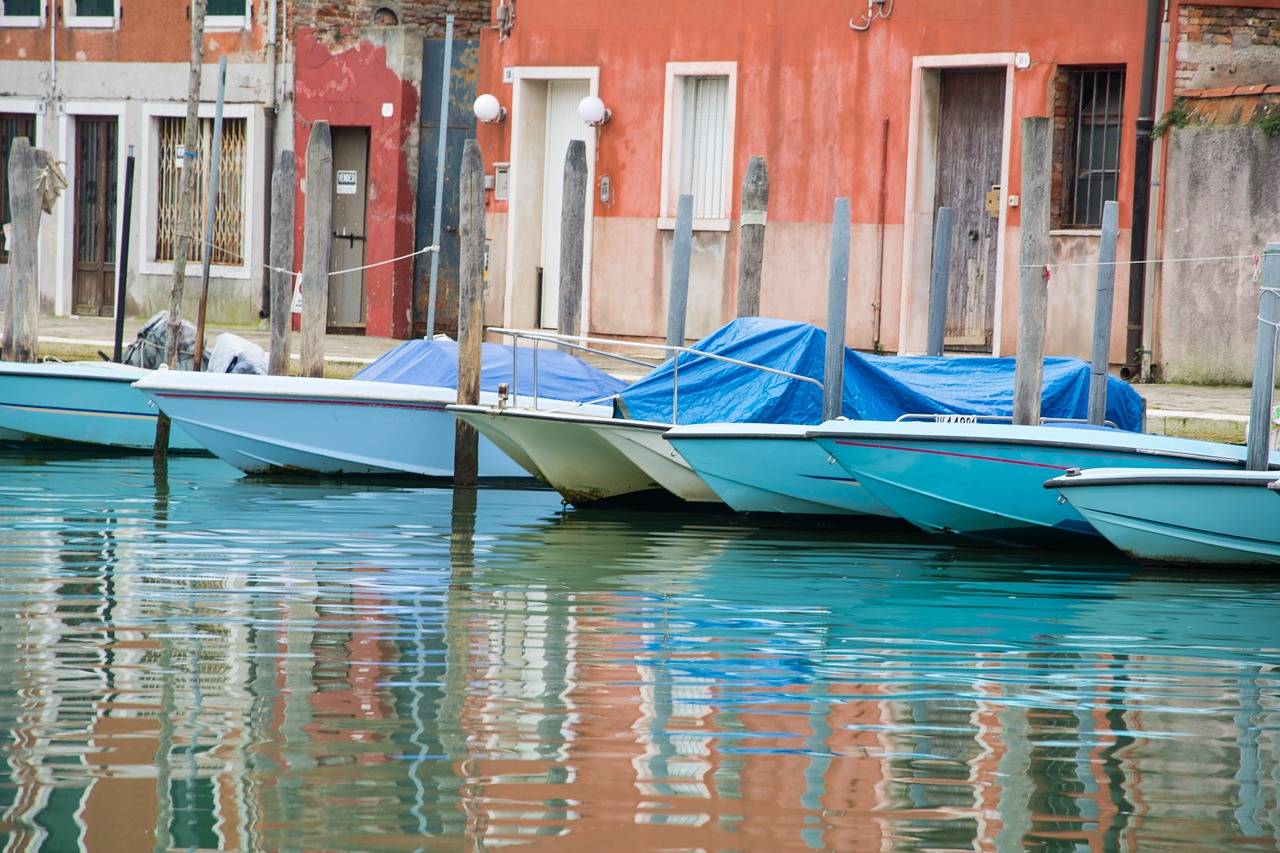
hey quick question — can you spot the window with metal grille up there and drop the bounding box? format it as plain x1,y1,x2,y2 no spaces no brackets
154,116,246,266
677,76,730,220
1,114,37,265
1058,67,1124,228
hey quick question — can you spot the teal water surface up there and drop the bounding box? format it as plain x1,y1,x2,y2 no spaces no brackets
0,448,1277,852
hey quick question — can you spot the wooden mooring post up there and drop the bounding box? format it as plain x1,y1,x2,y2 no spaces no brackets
300,120,333,378
557,139,587,342
268,150,296,376
823,198,851,422
736,155,768,318
926,206,954,358
1012,117,1052,426
3,138,39,364
667,194,693,349
1087,200,1120,426
1246,244,1280,471
454,139,486,489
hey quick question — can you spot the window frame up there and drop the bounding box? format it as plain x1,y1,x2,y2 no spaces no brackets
205,0,250,31
63,0,118,29
0,0,44,27
659,61,736,232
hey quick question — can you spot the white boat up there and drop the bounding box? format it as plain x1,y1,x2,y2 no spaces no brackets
808,420,1274,547
132,339,625,480
0,360,203,451
1045,467,1280,565
663,423,899,517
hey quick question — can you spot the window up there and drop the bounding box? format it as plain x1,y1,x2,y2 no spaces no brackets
64,0,116,27
155,116,246,266
0,0,43,25
663,63,736,224
206,0,249,29
1056,67,1124,229
1,114,37,264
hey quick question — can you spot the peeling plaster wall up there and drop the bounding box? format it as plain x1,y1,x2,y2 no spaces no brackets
1160,126,1280,384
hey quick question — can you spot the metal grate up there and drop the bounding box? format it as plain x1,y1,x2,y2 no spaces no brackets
155,116,245,265
1069,68,1124,228
678,76,729,219
0,113,36,264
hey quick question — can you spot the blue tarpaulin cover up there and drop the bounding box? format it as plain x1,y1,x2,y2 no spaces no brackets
353,339,628,403
615,317,1145,431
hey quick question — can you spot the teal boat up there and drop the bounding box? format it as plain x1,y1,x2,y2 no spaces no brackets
1046,467,1280,565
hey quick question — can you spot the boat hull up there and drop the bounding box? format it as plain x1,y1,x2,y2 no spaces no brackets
134,371,546,480
808,421,1262,546
1048,467,1280,565
0,361,203,451
664,423,898,516
450,405,683,505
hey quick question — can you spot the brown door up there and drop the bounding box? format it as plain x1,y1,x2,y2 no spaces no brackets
328,126,370,332
73,116,118,317
936,69,1004,352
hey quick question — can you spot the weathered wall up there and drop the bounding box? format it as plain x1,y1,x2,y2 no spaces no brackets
1160,126,1280,384
1176,3,1280,90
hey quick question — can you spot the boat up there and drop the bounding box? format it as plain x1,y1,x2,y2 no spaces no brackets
807,419,1275,547
664,351,1146,518
0,360,205,451
132,338,626,480
1044,467,1280,565
450,318,835,506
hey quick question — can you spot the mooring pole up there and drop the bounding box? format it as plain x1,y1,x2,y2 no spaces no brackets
1088,200,1120,426
454,139,486,489
1247,244,1280,471
299,120,333,378
425,13,455,339
736,155,768,318
192,54,227,370
3,138,39,364
267,150,296,375
926,206,954,358
823,198,851,422
1012,117,1052,426
557,139,587,341
667,194,693,349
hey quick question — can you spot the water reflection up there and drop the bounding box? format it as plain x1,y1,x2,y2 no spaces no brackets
0,451,1276,851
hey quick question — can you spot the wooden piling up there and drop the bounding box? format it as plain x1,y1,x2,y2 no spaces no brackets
192,54,228,371
1088,200,1120,426
667,194,693,349
454,139,486,489
926,206,954,358
823,198,851,422
557,139,587,340
1246,244,1280,471
1012,117,1052,427
299,120,333,379
112,147,136,362
3,138,39,364
736,155,768,318
268,150,296,375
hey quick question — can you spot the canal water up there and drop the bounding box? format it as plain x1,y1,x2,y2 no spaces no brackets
0,448,1277,852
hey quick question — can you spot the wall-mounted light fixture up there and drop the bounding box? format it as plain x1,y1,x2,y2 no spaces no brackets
495,0,515,41
577,95,610,127
850,0,893,31
473,93,506,124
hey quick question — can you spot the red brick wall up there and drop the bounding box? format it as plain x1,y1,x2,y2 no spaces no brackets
1176,4,1280,91
289,0,490,38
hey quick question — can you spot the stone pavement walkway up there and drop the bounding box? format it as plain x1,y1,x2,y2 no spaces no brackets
2,311,1263,444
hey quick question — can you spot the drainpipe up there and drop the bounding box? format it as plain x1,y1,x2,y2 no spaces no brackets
1122,0,1163,380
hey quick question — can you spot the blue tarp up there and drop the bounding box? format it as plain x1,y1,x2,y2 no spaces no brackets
353,339,628,403
615,317,1145,431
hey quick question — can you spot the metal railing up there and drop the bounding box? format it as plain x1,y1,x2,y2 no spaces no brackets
485,326,824,423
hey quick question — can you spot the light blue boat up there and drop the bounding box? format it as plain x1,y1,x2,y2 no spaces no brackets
0,361,204,451
1046,467,1280,565
663,423,899,517
807,420,1275,547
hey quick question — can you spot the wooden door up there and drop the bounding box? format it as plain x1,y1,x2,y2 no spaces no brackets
538,80,590,328
72,117,118,317
935,69,1004,352
328,126,370,331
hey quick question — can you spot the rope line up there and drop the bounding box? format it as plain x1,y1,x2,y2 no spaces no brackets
174,231,438,279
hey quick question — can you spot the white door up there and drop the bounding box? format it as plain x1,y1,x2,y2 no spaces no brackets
539,80,591,328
